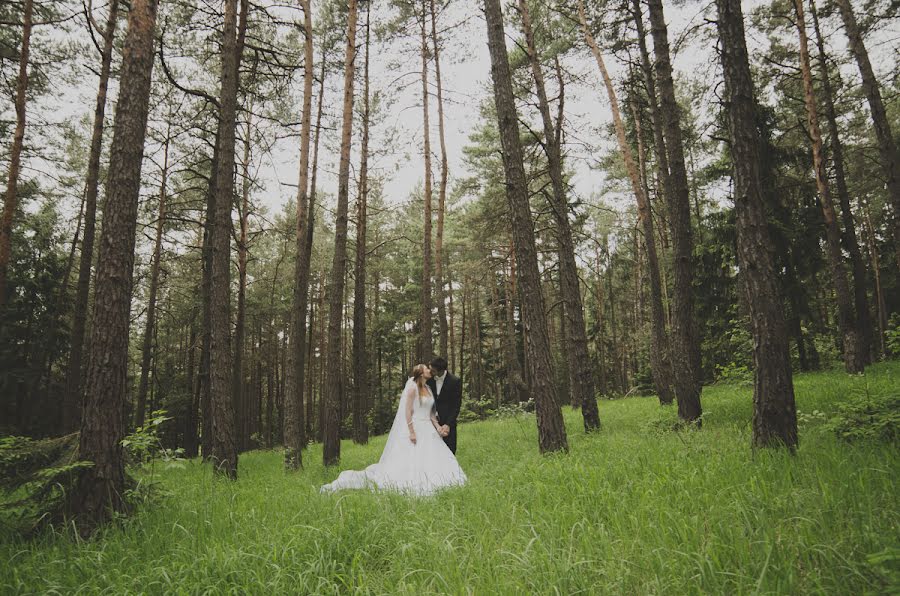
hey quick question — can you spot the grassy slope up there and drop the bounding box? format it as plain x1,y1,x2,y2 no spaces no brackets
2,363,898,594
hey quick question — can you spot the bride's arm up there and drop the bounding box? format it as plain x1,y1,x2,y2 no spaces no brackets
430,408,441,432
405,385,417,443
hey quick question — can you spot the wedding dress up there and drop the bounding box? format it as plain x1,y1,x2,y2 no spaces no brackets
320,378,467,496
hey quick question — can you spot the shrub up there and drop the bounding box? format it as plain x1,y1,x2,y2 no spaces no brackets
825,390,899,444
715,362,752,386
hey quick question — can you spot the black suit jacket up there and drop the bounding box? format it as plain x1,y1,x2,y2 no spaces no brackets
427,373,462,428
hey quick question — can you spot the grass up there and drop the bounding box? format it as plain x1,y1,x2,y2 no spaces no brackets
2,362,898,594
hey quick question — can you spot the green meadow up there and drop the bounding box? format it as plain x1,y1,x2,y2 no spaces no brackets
2,363,898,594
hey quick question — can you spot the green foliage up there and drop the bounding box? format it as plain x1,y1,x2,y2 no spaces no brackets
121,410,185,466
886,314,900,356
0,434,90,532
825,390,899,444
2,363,898,593
714,361,753,386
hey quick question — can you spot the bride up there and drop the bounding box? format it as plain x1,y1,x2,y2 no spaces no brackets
320,364,467,496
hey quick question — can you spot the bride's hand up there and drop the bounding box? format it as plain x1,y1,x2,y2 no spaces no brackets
409,431,417,445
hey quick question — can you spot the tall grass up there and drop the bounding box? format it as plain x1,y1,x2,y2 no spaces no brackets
2,362,898,594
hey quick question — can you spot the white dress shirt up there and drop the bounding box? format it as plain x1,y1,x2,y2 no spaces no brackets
435,371,447,396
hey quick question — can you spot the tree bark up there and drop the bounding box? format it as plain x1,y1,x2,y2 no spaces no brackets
714,0,797,450
135,130,170,429
284,0,315,471
483,0,567,453
578,0,675,407
209,0,247,479
809,0,873,364
352,3,370,445
0,0,33,309
322,0,359,466
646,0,702,421
429,0,450,360
419,0,434,362
234,108,253,452
833,0,900,271
63,0,120,432
71,0,159,532
519,0,599,431
793,0,864,374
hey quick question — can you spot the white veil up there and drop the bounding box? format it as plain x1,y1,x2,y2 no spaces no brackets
375,377,416,465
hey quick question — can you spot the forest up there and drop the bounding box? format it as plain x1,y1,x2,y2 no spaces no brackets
0,0,898,591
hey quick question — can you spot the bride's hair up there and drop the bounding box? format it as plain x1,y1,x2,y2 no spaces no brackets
411,364,428,402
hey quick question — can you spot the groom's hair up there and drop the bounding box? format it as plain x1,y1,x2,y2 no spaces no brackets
430,357,448,373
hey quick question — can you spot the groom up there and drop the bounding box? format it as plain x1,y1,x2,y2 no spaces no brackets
427,356,462,454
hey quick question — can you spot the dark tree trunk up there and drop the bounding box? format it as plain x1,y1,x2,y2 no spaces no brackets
430,0,450,360
419,0,434,362
285,0,315,471
714,0,798,450
135,132,170,429
200,132,219,461
646,0,702,421
234,110,252,453
518,0,599,431
809,0,873,364
483,0,568,453
578,0,674,407
323,0,359,466
64,0,120,432
209,0,247,479
0,0,33,309
70,0,159,532
352,4,371,445
833,0,900,271
793,0,864,374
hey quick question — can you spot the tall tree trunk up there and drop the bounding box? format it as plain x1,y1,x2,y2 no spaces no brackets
185,313,200,457
809,0,873,364
483,0,568,453
234,109,253,452
323,0,359,466
646,0,702,421
793,0,864,374
352,3,370,445
419,0,434,362
64,0,120,431
200,132,219,461
833,0,900,271
714,0,798,450
70,0,159,532
578,0,675,407
862,198,887,357
209,0,247,479
285,0,315,471
0,0,33,309
429,0,450,359
519,0,599,431
136,131,170,429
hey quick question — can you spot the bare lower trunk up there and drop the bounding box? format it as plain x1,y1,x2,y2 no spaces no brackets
64,0,120,432
793,0,864,374
715,0,797,450
646,0,702,421
323,0,359,466
234,109,253,452
578,0,674,406
71,0,159,532
484,0,567,453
